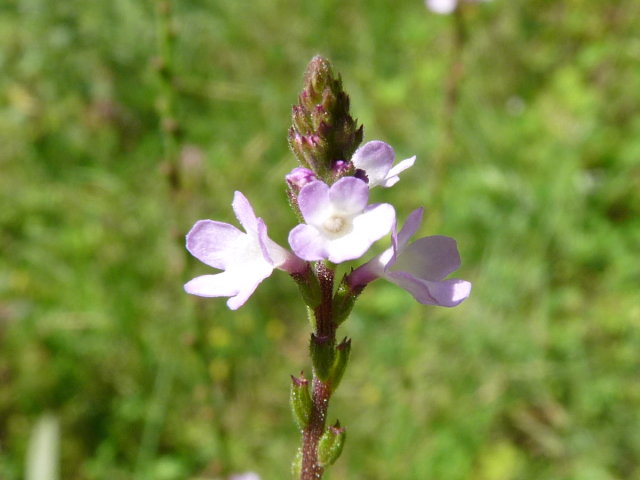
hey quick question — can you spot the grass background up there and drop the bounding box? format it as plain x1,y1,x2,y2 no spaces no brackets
1,0,640,479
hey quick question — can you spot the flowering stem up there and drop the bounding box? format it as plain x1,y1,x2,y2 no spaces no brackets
300,376,332,479
299,262,336,480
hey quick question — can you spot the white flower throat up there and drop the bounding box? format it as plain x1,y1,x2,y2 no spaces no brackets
322,214,352,237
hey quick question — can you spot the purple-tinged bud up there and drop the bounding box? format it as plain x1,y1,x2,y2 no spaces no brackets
318,420,346,467
289,55,364,183
330,160,355,182
292,105,311,133
307,134,322,147
332,160,349,176
286,167,317,192
290,372,312,430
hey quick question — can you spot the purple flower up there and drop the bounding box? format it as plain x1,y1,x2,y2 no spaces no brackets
286,167,317,191
351,141,415,188
288,177,395,263
184,192,306,310
349,208,471,307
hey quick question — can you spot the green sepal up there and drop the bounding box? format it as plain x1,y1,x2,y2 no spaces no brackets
318,421,346,467
291,447,303,478
291,265,321,309
290,373,312,430
310,333,335,381
332,274,361,326
328,337,351,392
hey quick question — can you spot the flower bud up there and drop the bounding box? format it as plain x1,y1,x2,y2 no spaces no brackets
318,421,346,467
289,55,364,183
286,167,317,192
331,160,355,182
290,373,312,430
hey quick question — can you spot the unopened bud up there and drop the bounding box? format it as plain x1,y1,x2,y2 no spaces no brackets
318,421,346,467
289,55,363,182
286,167,317,192
331,160,355,182
290,372,312,430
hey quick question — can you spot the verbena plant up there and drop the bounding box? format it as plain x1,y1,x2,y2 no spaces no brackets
183,56,471,480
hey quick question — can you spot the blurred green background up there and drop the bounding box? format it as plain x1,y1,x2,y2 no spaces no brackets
2,0,640,479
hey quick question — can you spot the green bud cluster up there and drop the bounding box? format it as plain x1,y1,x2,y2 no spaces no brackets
288,55,363,182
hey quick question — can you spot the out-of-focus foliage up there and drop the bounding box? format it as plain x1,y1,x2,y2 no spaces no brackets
1,0,639,479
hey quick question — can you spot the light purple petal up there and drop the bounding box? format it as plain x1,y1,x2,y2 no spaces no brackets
389,218,400,269
380,176,400,188
422,278,471,307
386,271,438,304
256,218,275,265
386,272,470,307
328,177,369,215
347,254,386,287
259,220,307,274
381,155,416,187
298,181,331,226
392,235,461,281
184,273,240,298
326,203,395,263
232,191,259,234
397,208,424,252
352,203,396,243
186,220,246,270
226,278,264,310
185,262,274,310
288,224,329,261
351,141,394,187
326,233,372,263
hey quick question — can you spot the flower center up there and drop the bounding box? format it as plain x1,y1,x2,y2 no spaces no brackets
322,215,348,235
